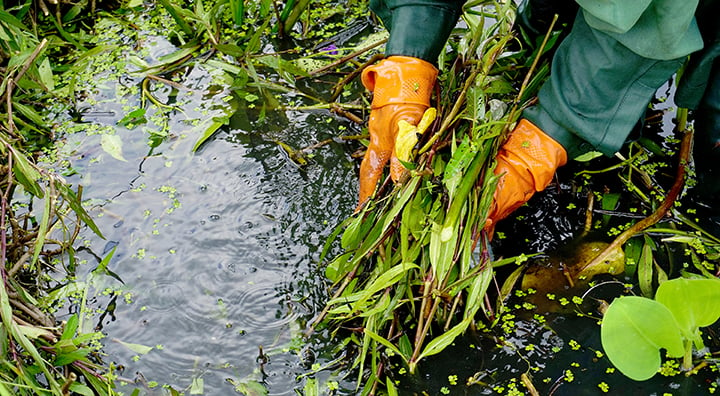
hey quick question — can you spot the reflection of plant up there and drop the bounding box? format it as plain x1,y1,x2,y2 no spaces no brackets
601,277,720,381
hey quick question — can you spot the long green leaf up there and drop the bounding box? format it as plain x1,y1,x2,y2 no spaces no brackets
416,317,473,363
364,328,409,365
30,189,51,267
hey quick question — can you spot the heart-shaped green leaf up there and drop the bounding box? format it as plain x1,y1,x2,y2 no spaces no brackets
655,277,720,342
601,296,684,381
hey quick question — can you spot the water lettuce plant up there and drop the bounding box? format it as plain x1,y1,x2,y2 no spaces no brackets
601,277,720,381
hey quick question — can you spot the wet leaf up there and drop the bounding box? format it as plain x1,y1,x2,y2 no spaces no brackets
7,143,44,197
655,277,720,344
601,296,685,381
190,378,205,395
54,349,91,366
69,383,95,396
324,252,353,283
639,235,654,297
351,263,418,310
114,339,153,355
31,188,51,267
56,182,104,238
341,215,364,250
416,317,472,362
364,328,408,365
192,119,226,152
100,134,126,162
443,135,474,199
61,314,79,341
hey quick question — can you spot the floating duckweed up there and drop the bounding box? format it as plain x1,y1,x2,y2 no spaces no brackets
659,360,681,377
448,375,458,385
598,381,610,392
572,296,583,305
440,386,450,394
568,339,581,350
564,369,575,382
135,248,146,259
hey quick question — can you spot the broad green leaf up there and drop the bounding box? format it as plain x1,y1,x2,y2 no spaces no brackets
234,380,268,396
464,265,493,318
14,102,45,126
55,182,104,238
38,57,54,90
190,378,204,395
655,278,720,342
54,349,91,366
386,377,399,396
638,235,654,297
114,339,153,355
302,377,318,396
574,151,603,162
601,296,684,381
417,317,472,362
16,324,54,340
101,134,127,161
364,328,408,365
341,214,364,250
442,135,474,199
0,382,12,396
69,383,95,396
192,119,225,152
351,263,418,311
7,144,43,197
31,187,51,267
61,314,79,341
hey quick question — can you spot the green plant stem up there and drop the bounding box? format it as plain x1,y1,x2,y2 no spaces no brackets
282,0,310,35
683,340,693,371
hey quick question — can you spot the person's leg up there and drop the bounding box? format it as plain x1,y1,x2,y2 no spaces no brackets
516,0,578,37
523,12,686,159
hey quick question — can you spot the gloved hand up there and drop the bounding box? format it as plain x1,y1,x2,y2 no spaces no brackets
486,119,568,232
358,56,438,206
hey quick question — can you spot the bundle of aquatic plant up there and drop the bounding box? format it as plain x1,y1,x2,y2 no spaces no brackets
314,1,556,391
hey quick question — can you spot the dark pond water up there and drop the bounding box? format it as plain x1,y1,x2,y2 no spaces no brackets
43,5,720,396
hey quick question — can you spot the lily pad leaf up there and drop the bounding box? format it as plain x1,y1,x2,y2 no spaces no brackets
655,277,720,342
601,296,684,381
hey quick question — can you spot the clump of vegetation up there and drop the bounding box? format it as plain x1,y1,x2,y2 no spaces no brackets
310,1,562,393
307,1,720,394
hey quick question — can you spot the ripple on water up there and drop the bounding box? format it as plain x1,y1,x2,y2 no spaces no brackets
224,281,303,332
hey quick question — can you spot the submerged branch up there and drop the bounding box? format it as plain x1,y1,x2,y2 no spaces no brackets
579,111,693,273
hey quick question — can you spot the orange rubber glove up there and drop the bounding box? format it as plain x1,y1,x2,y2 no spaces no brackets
486,119,568,232
358,56,438,207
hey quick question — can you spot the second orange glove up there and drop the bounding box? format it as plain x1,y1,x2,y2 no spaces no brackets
486,119,568,231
